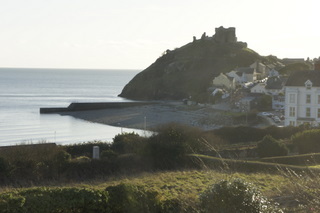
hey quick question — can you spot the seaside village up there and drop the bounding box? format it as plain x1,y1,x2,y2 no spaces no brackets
210,58,320,127
193,27,320,128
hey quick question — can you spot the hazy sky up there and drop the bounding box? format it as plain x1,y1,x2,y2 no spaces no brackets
0,0,319,69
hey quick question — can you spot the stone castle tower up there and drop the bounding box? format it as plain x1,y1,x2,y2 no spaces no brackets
213,26,237,43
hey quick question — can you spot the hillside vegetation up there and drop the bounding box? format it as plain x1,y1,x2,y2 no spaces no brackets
2,124,320,211
119,39,263,100
279,62,312,75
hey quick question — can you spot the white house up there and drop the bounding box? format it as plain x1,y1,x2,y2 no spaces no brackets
250,82,266,94
226,70,242,84
212,73,235,90
227,67,256,85
268,69,279,77
284,70,320,126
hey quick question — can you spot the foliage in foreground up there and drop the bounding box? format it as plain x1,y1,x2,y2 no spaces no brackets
257,135,288,158
0,179,283,213
0,187,109,213
292,129,320,154
200,178,283,213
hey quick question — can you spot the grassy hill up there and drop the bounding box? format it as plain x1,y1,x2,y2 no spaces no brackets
119,39,263,100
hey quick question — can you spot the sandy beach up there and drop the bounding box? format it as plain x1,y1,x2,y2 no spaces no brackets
60,101,235,131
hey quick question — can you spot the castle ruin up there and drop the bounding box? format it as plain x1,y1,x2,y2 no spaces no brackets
213,26,237,43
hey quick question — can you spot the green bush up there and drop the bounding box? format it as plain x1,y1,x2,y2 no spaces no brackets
212,125,306,144
144,123,205,170
257,135,288,158
111,132,147,154
0,187,109,213
256,95,272,111
0,144,71,182
0,193,26,213
106,183,159,213
0,157,9,179
292,129,320,154
64,141,111,158
199,179,282,213
101,150,118,161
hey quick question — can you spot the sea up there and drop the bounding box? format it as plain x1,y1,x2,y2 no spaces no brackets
0,68,141,146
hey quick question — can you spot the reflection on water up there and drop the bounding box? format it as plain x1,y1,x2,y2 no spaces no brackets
0,68,142,146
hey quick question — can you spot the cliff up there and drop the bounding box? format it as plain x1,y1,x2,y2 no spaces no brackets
119,27,265,100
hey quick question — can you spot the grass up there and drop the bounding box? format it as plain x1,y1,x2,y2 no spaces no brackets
1,163,320,211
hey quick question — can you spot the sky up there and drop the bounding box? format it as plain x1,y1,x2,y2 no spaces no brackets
0,0,319,69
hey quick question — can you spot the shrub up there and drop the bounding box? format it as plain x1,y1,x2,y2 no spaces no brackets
64,141,111,158
257,94,272,111
71,156,91,163
199,178,282,213
257,135,288,158
106,183,159,213
0,157,9,179
0,193,26,212
144,123,205,170
211,125,305,144
0,187,109,213
101,150,118,161
111,132,147,154
292,129,320,154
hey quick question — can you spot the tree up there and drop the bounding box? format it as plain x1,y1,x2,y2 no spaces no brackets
257,95,272,111
291,129,320,154
111,132,147,154
144,123,204,170
257,135,288,158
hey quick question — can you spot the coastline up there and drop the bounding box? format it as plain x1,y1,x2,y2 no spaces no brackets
59,101,234,131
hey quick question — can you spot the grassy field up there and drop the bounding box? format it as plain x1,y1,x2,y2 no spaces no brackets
1,168,315,212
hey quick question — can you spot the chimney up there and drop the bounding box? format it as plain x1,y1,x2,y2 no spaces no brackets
315,61,320,70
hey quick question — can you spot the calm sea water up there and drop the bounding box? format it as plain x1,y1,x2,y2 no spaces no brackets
0,68,141,146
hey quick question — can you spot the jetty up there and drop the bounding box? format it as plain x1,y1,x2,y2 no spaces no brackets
40,102,156,114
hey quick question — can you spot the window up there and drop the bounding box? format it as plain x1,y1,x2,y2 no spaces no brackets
318,95,320,104
306,107,311,117
305,80,312,90
289,121,295,126
289,94,295,103
289,107,295,117
318,108,320,118
306,94,311,104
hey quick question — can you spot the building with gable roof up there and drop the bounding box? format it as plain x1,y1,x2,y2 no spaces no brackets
284,70,320,126
250,61,267,80
212,72,235,90
265,76,286,95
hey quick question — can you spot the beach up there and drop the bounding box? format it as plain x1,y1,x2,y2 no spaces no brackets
60,101,235,131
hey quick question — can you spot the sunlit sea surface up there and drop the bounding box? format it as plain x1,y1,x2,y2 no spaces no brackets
0,68,141,146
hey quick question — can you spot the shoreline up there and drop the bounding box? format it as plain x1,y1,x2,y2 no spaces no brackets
59,101,234,131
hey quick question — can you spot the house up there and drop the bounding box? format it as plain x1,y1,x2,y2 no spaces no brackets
250,82,266,94
227,67,256,85
250,61,267,80
268,69,279,77
265,76,286,96
212,73,235,90
284,70,320,126
226,70,242,85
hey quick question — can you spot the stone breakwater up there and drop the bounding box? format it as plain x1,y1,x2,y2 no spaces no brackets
40,102,156,114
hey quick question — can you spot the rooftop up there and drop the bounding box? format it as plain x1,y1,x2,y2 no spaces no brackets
285,70,320,87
